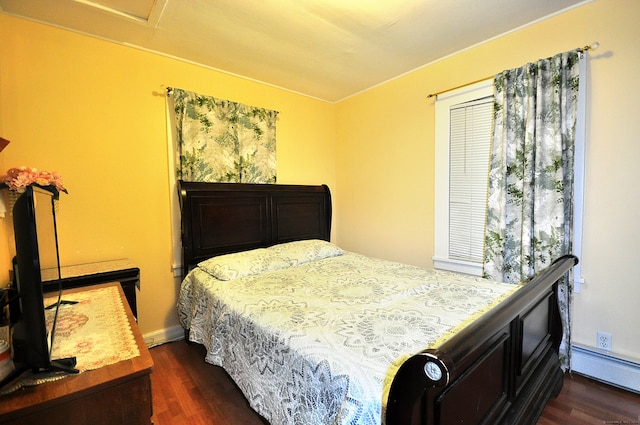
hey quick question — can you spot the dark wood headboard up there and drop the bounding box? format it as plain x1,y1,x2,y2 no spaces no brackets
178,181,332,279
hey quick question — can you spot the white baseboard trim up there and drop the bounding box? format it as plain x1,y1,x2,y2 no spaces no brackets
143,325,185,348
571,344,640,394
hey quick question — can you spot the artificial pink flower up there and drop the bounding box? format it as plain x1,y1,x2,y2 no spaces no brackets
0,166,68,199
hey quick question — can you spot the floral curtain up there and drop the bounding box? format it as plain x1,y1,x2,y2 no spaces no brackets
171,88,278,183
483,50,581,369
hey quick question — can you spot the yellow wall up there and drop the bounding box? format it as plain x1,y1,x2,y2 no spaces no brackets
336,0,640,360
0,14,336,338
1,0,639,361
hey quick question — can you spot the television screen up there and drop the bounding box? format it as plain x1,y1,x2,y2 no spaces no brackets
11,187,53,371
9,186,76,374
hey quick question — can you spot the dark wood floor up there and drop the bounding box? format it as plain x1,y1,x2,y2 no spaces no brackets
149,341,640,425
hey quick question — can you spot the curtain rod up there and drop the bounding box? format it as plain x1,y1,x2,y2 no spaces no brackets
426,42,599,99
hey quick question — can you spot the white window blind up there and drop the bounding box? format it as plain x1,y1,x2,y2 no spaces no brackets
434,79,493,275
448,98,493,263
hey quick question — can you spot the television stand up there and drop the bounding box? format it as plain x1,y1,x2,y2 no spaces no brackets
44,299,78,310
47,357,79,374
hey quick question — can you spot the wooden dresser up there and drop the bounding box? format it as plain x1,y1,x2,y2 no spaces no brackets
0,283,154,425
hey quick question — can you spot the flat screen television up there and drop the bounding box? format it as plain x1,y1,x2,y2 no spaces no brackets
8,186,77,375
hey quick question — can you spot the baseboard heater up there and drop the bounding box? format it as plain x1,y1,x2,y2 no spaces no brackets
571,344,640,394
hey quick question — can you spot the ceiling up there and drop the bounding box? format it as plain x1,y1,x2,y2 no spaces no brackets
0,0,589,102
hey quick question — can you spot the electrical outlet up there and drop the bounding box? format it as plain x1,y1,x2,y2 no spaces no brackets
597,331,612,351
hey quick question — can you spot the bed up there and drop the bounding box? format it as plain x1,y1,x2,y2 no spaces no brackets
176,180,578,425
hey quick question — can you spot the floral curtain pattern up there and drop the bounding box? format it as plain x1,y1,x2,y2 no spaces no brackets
483,50,581,369
172,88,278,183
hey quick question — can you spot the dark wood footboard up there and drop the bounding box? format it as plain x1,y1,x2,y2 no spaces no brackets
386,255,578,425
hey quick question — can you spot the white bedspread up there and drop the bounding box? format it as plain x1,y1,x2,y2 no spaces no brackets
177,250,519,425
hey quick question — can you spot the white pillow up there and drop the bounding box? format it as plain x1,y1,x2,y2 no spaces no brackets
268,239,344,266
198,248,289,281
197,239,343,281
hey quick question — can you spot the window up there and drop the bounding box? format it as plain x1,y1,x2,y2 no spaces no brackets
433,77,585,289
434,80,493,276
